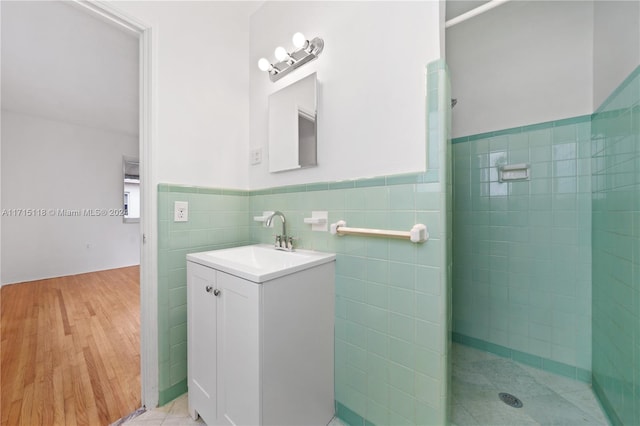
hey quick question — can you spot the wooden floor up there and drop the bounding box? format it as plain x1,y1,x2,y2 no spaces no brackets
1,267,141,426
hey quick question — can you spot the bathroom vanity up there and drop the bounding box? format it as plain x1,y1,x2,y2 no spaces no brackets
186,244,335,426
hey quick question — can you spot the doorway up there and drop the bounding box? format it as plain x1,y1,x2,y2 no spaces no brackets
0,0,153,421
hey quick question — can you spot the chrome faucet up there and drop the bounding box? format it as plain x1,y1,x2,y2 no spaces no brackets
266,211,293,251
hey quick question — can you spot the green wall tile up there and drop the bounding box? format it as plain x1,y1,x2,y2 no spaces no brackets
366,306,389,334
155,60,452,426
416,266,440,295
415,402,441,426
389,287,415,317
415,373,439,403
389,386,415,420
169,359,188,386
355,177,387,188
542,358,576,378
452,110,594,387
336,401,365,426
389,337,416,370
158,379,187,406
592,65,640,426
389,185,416,210
415,292,440,324
168,322,187,349
389,313,414,343
388,262,415,289
512,349,542,368
386,174,423,185
365,283,388,309
388,362,415,395
306,182,329,192
329,180,356,190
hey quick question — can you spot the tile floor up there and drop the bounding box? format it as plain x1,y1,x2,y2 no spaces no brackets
120,344,607,426
120,393,347,426
452,343,609,426
119,394,202,425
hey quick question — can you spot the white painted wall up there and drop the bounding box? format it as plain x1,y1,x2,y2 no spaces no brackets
1,112,140,284
593,0,640,109
446,1,594,138
108,1,440,190
111,1,256,189
1,0,141,285
249,1,441,189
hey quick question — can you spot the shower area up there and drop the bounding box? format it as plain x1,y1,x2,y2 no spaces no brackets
446,1,639,425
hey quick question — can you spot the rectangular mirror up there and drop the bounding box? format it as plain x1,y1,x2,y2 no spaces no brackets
123,157,140,223
268,73,317,173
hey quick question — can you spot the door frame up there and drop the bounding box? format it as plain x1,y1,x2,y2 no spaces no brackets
71,0,158,409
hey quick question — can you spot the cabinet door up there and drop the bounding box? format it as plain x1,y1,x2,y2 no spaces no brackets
187,262,217,425
216,272,261,426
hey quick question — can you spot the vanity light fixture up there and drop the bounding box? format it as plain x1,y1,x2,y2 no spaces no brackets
257,32,324,82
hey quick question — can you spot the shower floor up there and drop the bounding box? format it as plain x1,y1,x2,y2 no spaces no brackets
451,343,609,425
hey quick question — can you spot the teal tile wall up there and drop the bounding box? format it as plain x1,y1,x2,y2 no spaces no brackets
250,181,446,425
157,178,450,419
247,60,452,426
437,61,454,426
157,184,252,404
452,332,591,382
155,60,452,422
591,65,640,426
452,115,593,373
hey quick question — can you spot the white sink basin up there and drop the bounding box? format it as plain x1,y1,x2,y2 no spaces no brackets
186,244,336,283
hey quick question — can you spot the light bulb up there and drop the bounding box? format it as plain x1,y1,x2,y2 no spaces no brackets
292,32,306,49
258,58,271,72
274,46,288,62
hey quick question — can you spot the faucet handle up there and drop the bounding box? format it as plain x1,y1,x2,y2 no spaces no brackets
272,234,296,251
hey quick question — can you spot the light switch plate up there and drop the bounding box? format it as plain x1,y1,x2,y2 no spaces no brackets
250,148,262,165
174,201,188,222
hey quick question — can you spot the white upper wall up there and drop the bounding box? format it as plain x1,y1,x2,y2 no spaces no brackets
110,1,257,189
593,0,640,109
249,1,441,189
1,1,139,136
1,112,141,284
1,1,142,284
446,1,594,138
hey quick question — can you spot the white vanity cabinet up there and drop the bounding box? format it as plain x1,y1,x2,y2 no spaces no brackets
187,263,261,426
186,245,335,426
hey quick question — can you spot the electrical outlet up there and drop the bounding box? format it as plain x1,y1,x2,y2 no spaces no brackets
250,148,262,165
174,201,189,222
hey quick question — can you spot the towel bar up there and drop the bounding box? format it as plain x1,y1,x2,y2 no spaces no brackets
330,220,428,243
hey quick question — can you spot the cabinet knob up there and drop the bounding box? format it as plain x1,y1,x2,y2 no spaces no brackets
213,289,221,296
205,285,213,293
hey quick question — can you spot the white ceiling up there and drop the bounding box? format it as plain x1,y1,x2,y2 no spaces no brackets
446,0,492,22
1,1,139,136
